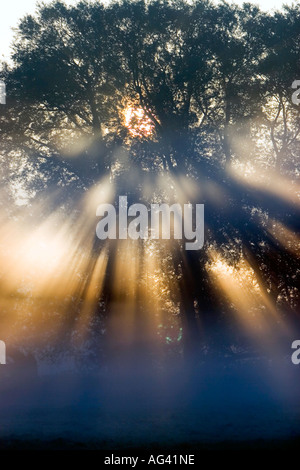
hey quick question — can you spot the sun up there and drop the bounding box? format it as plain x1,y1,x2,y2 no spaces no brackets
124,105,155,138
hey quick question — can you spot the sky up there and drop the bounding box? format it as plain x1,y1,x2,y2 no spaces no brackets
0,0,297,61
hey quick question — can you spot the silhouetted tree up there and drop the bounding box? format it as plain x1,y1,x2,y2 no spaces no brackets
0,0,299,364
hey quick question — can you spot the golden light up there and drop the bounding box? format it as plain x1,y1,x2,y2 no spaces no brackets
229,162,300,207
207,248,289,343
0,174,183,351
267,219,300,257
124,105,155,138
0,168,294,357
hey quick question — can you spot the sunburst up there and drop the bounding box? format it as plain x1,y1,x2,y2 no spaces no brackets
124,105,155,138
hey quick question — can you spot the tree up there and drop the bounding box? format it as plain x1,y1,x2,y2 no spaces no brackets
0,0,299,366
